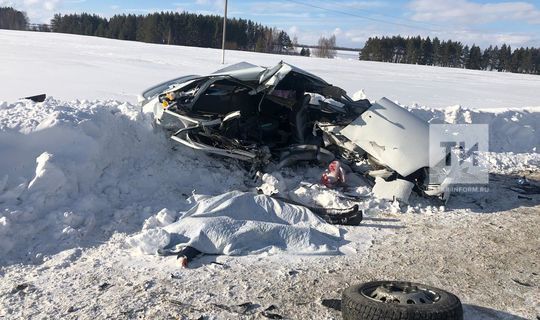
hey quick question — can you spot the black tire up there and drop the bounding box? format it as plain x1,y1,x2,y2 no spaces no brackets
342,281,463,320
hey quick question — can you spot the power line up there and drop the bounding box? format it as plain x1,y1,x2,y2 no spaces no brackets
311,0,448,30
287,0,441,33
290,0,506,40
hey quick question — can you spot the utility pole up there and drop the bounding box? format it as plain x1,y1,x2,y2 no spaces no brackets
221,0,228,64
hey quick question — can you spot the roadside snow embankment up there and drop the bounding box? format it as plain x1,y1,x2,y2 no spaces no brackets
409,104,540,153
0,98,247,265
0,97,538,266
408,104,540,174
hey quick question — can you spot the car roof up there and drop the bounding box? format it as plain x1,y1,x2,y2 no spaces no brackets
211,61,329,86
211,62,266,82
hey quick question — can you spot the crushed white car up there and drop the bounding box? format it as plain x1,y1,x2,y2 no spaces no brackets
139,61,449,200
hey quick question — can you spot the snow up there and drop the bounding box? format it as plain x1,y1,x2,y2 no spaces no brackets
407,104,540,153
335,50,360,60
2,94,535,264
0,30,539,318
1,30,540,109
0,97,248,264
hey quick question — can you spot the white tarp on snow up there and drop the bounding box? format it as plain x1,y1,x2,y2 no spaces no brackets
129,191,343,256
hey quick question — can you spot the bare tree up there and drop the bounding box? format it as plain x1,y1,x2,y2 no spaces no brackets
292,35,299,53
314,35,337,58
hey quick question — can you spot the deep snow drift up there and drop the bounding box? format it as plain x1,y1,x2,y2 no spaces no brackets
0,97,251,264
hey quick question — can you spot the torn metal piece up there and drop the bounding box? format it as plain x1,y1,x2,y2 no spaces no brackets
368,169,393,179
372,177,414,203
341,97,433,177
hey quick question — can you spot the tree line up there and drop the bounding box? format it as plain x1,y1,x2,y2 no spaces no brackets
0,7,28,30
1,7,294,54
360,35,540,74
49,11,293,54
3,6,539,74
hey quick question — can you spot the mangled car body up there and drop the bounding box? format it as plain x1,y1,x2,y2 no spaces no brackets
139,61,449,200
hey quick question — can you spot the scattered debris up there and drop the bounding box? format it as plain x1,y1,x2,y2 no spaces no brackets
142,280,154,291
236,302,260,314
261,305,284,319
271,194,363,225
167,299,205,313
21,93,46,102
321,298,342,311
288,270,299,276
512,279,532,287
98,282,113,291
509,178,540,195
170,273,182,280
210,261,228,269
66,306,79,313
161,246,213,268
10,283,35,294
176,246,202,268
321,161,346,188
372,177,414,203
213,302,260,315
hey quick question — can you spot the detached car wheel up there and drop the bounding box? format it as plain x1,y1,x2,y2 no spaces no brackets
342,281,463,320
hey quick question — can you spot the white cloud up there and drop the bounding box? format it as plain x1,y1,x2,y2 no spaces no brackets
339,1,388,9
252,12,310,18
0,0,62,23
408,0,540,25
437,30,535,47
285,25,324,45
288,25,299,35
249,1,300,11
287,26,356,46
194,0,224,9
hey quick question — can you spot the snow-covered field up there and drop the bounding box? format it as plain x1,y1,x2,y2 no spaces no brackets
2,30,540,109
0,30,539,319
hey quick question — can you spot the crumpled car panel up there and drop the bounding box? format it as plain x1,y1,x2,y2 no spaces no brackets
341,97,430,177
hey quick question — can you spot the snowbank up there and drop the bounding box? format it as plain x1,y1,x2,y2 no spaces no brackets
407,104,540,153
0,96,538,265
405,104,540,174
0,97,247,265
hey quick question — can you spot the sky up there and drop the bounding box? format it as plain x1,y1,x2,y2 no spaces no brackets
2,0,540,48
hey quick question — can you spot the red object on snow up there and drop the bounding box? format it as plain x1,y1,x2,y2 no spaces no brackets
179,257,188,268
321,160,346,188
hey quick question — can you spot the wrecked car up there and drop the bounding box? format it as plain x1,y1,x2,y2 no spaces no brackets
139,61,449,200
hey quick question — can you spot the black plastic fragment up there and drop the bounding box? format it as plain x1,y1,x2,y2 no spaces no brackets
22,94,46,102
